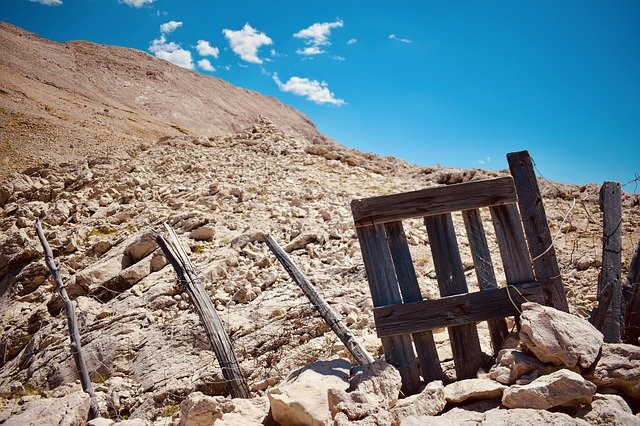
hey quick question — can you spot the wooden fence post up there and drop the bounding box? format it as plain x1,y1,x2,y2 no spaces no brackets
157,224,251,398
264,235,374,365
507,150,570,312
623,240,640,344
35,219,100,419
590,182,622,343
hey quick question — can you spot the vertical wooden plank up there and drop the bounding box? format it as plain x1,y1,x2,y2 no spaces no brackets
356,224,421,395
490,204,536,285
462,209,509,353
424,213,483,380
623,240,640,344
385,221,444,382
597,182,622,343
507,150,569,312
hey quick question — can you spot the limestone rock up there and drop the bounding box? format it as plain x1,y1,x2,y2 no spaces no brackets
489,349,542,385
519,302,603,369
585,343,640,399
349,360,402,409
178,391,222,426
391,380,446,423
328,388,386,424
576,393,639,425
502,369,596,409
3,390,90,426
444,378,506,404
483,408,589,425
267,358,350,426
189,226,215,241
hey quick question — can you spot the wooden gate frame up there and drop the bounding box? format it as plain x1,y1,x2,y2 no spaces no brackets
350,150,569,395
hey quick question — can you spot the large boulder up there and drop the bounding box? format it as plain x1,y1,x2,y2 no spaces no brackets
2,390,90,426
391,380,446,423
576,393,640,425
502,369,596,410
489,349,543,385
519,302,603,369
267,359,350,426
443,378,506,404
585,343,640,399
348,360,402,409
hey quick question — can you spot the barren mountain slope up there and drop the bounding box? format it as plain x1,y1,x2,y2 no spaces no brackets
0,22,329,179
0,117,639,423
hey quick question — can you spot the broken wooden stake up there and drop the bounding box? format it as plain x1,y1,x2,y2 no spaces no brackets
264,235,374,366
156,224,250,399
590,181,623,343
623,240,640,344
35,219,100,419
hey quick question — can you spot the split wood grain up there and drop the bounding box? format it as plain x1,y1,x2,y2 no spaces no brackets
424,213,483,380
462,209,508,353
507,150,569,312
374,281,544,337
351,177,516,226
157,224,250,398
264,235,373,365
355,223,421,395
35,219,100,419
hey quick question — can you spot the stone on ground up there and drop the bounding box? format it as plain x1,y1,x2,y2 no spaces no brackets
502,369,596,409
519,302,603,369
444,378,506,404
585,343,640,399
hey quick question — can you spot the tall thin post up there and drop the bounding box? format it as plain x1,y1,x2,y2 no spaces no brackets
622,240,640,344
156,224,250,398
591,182,622,343
35,219,100,419
264,235,374,365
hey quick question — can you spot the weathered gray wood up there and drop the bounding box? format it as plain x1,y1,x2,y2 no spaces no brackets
623,240,640,344
374,281,545,337
424,213,483,380
490,204,536,285
157,225,250,398
507,150,569,312
384,221,443,382
264,235,374,365
593,182,622,343
351,177,517,226
355,224,421,395
35,219,100,419
462,209,509,352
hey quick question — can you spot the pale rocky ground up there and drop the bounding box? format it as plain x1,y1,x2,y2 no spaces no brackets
1,20,639,426
0,117,638,424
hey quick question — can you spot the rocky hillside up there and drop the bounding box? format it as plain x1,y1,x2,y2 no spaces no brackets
0,22,639,426
0,22,330,179
0,116,638,424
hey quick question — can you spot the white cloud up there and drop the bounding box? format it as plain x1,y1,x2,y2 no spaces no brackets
29,0,62,5
389,34,412,44
149,35,194,70
293,20,343,55
296,46,323,56
475,156,492,165
121,0,154,7
273,73,345,106
160,20,182,34
332,55,345,61
222,23,272,64
195,40,219,58
198,59,215,72
347,38,357,45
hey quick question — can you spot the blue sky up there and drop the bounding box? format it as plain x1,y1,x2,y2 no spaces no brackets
2,1,639,187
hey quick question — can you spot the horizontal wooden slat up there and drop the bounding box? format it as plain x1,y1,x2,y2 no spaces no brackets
351,177,516,226
373,281,544,337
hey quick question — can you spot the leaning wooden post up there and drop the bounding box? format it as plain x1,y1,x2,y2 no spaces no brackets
622,240,640,344
156,224,250,398
507,150,570,312
264,235,374,365
35,219,100,419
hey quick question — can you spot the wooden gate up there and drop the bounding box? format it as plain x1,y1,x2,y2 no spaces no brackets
350,150,568,395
